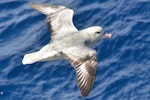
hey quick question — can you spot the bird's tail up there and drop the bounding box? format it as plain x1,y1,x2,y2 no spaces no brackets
29,3,66,15
22,52,40,65
22,45,62,65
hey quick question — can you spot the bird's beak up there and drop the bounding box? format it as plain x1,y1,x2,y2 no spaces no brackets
103,32,112,38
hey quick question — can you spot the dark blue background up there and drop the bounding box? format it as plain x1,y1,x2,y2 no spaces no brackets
0,0,150,100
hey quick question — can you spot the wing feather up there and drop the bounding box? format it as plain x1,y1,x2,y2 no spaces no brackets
29,3,78,40
62,46,98,97
73,55,98,97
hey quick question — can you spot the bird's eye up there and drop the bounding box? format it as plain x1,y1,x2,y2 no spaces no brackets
96,31,100,34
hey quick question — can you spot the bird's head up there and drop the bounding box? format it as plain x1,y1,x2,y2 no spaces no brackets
83,26,112,42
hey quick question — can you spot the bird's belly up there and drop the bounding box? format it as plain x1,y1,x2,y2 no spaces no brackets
52,37,80,49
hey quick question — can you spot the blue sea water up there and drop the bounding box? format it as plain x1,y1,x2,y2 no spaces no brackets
0,0,150,100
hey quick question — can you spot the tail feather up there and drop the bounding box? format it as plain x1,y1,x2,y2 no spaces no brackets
22,49,62,65
22,52,39,65
29,3,66,15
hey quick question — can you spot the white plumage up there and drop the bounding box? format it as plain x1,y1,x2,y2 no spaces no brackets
22,3,112,97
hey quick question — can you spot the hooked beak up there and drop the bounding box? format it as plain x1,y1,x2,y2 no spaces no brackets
103,32,112,38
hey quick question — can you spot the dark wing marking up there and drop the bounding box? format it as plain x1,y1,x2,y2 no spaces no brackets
29,3,78,40
62,46,98,97
72,54,98,97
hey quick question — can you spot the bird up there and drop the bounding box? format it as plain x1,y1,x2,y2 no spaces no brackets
22,3,112,97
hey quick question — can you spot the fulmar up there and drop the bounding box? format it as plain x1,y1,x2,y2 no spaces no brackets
22,3,112,97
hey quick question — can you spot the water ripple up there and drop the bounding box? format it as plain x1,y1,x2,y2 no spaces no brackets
0,0,150,100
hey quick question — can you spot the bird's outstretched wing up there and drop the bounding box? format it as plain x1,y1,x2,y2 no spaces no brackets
62,45,98,97
29,3,78,40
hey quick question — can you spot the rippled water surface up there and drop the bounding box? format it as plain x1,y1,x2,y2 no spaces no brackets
0,0,150,100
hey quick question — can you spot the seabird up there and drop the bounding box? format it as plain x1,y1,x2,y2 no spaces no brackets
22,3,112,97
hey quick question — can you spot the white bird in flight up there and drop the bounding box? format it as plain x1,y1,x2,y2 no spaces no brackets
22,3,112,97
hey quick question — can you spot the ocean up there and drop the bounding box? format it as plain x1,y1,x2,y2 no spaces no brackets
0,0,150,100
